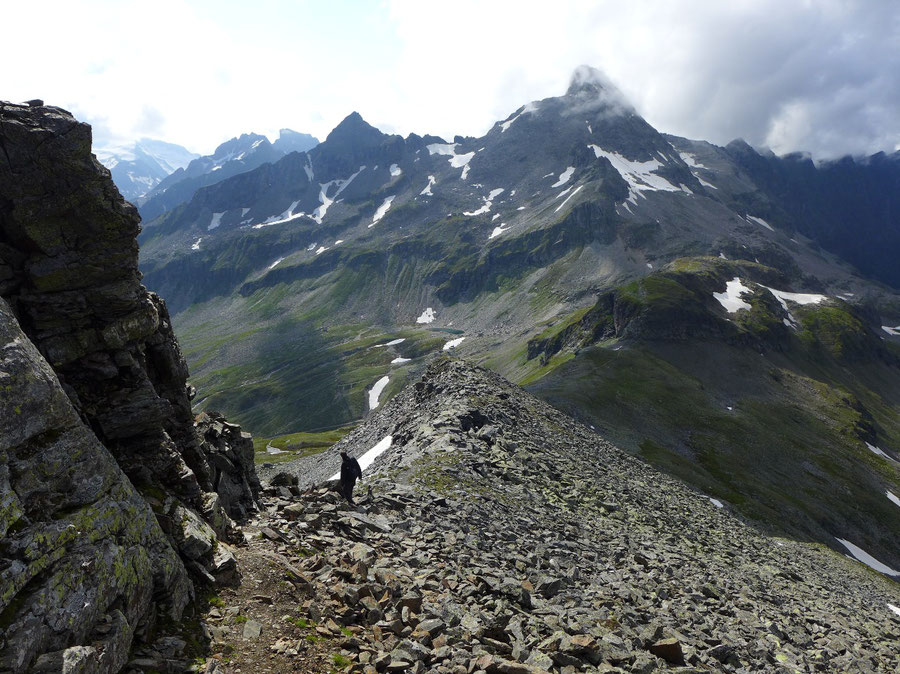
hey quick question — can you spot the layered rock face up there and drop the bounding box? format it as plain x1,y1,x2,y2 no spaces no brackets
0,297,190,673
0,101,260,670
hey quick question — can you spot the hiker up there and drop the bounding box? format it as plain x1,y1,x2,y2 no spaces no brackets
339,451,363,504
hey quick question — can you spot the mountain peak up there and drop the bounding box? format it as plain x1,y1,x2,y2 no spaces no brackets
324,111,386,147
565,65,635,115
274,128,319,154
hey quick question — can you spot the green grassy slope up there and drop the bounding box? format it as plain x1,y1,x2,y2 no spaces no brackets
515,259,900,570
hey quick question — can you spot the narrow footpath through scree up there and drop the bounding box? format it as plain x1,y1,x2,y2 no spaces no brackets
187,520,338,674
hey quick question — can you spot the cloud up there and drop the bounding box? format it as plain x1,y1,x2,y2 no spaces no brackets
135,105,166,137
385,0,900,158
3,0,898,159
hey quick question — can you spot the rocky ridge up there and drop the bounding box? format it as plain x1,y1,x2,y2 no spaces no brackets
0,101,260,671
227,358,900,673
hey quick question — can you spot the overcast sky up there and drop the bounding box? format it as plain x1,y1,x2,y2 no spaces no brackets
5,0,899,159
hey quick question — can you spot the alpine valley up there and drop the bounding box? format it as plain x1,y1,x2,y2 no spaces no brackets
137,66,900,577
3,63,900,674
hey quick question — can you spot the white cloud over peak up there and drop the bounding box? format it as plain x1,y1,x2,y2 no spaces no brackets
4,0,898,159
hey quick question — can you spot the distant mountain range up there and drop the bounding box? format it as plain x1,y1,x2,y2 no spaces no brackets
137,65,900,577
95,129,319,212
94,138,199,202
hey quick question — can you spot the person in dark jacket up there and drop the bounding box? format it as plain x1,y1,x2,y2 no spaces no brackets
339,451,363,504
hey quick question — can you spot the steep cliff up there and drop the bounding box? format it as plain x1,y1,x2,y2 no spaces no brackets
0,297,190,673
0,101,260,671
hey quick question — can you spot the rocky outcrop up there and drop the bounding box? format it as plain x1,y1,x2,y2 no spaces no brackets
0,101,260,670
0,297,191,673
233,358,900,672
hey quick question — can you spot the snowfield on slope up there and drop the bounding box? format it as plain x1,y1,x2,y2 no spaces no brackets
426,143,475,175
443,337,466,350
464,188,504,217
368,376,390,410
713,277,752,313
835,538,900,576
746,215,775,232
370,195,395,226
588,145,682,202
374,338,405,348
416,308,435,324
551,167,575,187
499,102,537,132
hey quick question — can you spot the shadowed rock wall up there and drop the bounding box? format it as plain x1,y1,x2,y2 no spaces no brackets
0,101,260,671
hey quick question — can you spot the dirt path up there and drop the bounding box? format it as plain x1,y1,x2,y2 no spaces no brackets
195,522,347,673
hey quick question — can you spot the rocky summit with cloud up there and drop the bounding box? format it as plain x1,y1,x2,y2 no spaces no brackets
1,63,900,673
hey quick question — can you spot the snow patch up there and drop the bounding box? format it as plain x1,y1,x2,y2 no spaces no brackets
464,188,504,217
706,497,724,509
588,145,680,202
443,337,466,350
765,287,827,305
420,175,436,196
499,101,537,132
866,442,895,461
754,285,828,328
555,185,584,213
835,538,900,576
449,153,474,169
368,376,390,410
329,435,394,480
252,200,304,229
391,357,411,364
374,338,405,348
191,237,202,251
416,308,436,324
315,246,327,255
313,166,364,224
370,196,395,227
696,176,718,190
551,167,575,188
489,224,509,239
761,286,828,327
304,156,314,181
208,212,224,230
678,152,708,169
890,604,900,618
746,215,774,232
886,491,900,508
426,143,474,174
267,257,284,270
882,325,900,336
334,239,344,246
646,263,653,269
266,444,287,455
390,163,402,177
427,143,456,157
714,277,752,313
